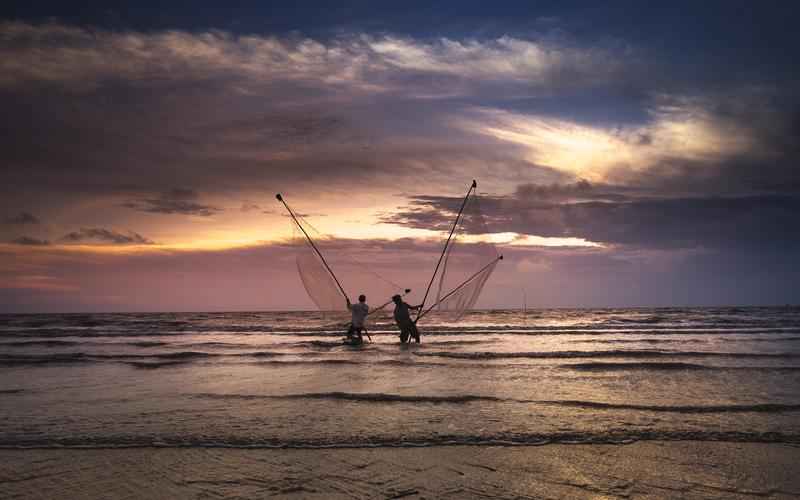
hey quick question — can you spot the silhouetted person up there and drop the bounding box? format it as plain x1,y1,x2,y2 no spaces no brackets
392,294,421,343
346,294,369,344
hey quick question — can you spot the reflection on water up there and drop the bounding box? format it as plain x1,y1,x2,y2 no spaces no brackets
1,307,799,447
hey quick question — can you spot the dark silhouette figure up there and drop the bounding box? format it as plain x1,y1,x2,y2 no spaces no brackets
392,294,421,343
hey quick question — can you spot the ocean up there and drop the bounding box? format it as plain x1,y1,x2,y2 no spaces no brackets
2,307,800,449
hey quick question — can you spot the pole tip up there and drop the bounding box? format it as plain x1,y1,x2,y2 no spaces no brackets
275,193,282,201
472,179,477,188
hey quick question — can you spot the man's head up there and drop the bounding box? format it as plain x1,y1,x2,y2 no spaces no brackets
392,294,401,303
358,294,366,303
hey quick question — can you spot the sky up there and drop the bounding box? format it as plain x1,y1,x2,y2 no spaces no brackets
1,1,799,312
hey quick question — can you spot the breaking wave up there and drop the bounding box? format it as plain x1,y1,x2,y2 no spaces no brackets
188,392,800,414
413,350,800,360
2,430,798,449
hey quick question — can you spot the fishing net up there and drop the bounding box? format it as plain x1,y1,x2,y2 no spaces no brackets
421,184,500,321
293,221,344,312
287,205,407,315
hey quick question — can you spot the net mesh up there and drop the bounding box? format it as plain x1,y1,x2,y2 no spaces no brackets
289,210,406,316
293,222,345,312
428,189,499,320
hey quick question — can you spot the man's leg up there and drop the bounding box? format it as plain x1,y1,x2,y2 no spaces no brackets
399,324,409,343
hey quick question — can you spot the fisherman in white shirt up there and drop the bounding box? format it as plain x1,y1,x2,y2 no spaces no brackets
346,294,369,344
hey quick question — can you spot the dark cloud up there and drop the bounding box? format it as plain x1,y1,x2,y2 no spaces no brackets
10,236,49,245
0,23,630,210
5,212,40,225
385,187,800,251
122,189,223,216
60,228,154,245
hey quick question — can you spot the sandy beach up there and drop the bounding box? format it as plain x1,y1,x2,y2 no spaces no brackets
2,442,799,499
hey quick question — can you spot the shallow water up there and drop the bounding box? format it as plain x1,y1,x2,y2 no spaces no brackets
1,307,799,448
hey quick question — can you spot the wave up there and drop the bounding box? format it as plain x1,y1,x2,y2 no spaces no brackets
570,339,708,345
0,353,91,365
124,361,191,369
149,351,215,359
539,400,800,413
566,362,710,370
5,324,800,340
252,359,365,366
179,341,257,349
5,348,800,370
2,430,798,449
189,392,800,414
571,337,800,345
0,340,81,347
413,350,800,360
564,362,800,372
0,351,223,366
192,392,504,404
124,341,170,348
604,315,669,324
290,340,348,349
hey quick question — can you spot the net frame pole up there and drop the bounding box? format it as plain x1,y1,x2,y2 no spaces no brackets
276,193,349,304
416,179,477,321
416,254,503,322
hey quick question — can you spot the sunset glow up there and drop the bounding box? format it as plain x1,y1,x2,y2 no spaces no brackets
1,5,797,311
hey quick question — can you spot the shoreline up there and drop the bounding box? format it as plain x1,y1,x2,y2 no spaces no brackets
3,441,799,499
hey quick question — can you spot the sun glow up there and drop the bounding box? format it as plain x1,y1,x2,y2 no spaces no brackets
481,119,626,180
461,232,602,248
460,105,759,182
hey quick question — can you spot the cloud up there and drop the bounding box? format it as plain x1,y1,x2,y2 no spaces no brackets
60,228,155,245
10,236,49,245
456,96,770,183
122,189,223,216
3,21,789,212
384,187,800,251
0,22,628,96
5,212,40,225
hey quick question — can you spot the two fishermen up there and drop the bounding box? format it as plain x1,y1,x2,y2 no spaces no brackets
345,293,422,344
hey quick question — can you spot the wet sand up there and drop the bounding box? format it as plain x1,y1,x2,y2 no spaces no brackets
2,442,799,499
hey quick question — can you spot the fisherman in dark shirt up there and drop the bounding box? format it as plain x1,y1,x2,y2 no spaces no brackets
392,294,421,343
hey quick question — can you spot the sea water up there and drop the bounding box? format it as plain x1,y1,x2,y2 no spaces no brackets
1,307,799,448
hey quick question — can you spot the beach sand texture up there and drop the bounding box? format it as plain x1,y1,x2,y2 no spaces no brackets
2,443,799,499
